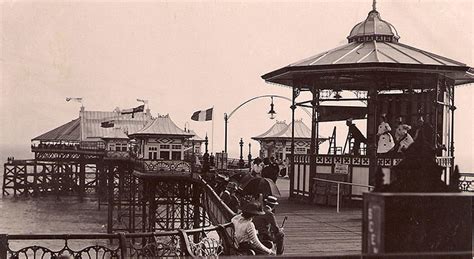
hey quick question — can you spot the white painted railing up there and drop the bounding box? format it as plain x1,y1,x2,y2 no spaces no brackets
313,177,374,213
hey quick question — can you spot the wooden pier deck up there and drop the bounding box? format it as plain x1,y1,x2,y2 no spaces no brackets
274,178,362,256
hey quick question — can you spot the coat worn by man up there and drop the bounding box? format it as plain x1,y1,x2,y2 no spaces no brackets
253,205,284,254
262,163,279,183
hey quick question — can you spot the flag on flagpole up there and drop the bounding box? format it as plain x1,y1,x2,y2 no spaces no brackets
121,105,145,118
191,108,213,121
66,97,83,103
101,120,115,128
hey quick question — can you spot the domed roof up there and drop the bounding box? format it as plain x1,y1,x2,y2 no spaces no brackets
347,6,399,43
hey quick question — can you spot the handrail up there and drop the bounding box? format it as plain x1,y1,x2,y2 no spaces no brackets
3,222,235,258
313,177,374,189
313,177,374,213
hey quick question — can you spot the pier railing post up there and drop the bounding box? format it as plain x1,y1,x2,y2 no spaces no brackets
336,183,340,213
118,232,128,258
0,234,8,259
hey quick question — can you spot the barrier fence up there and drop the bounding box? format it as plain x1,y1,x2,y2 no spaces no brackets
313,177,374,213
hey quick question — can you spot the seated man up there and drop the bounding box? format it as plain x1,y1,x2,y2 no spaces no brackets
220,182,240,213
253,196,285,255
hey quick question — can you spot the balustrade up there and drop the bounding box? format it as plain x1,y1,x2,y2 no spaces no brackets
133,159,191,173
1,223,233,258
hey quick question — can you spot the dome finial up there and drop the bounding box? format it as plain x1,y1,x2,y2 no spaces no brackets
372,0,377,11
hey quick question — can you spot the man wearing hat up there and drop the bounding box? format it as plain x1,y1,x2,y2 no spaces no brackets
220,182,240,213
253,196,285,255
346,118,367,155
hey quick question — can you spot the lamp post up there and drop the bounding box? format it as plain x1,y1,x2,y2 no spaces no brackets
248,143,252,168
239,138,244,168
224,95,310,154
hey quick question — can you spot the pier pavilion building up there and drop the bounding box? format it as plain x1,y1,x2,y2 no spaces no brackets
252,119,328,161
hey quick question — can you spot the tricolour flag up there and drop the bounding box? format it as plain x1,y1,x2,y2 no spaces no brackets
191,108,213,121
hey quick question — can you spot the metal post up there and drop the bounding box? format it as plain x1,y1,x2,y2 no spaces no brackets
239,138,244,168
205,135,209,154
248,143,252,168
224,113,228,153
290,88,297,199
450,82,455,177
337,183,340,213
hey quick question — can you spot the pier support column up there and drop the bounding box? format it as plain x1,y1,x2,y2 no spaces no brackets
79,156,86,199
107,165,114,234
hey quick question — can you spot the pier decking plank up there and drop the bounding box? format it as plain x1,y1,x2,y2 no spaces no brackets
275,178,362,256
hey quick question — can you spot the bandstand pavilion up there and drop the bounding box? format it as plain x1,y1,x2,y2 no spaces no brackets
252,119,327,160
262,4,474,200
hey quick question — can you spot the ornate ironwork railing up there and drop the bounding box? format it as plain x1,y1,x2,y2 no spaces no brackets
133,160,191,173
1,222,233,259
292,154,453,168
105,151,131,160
459,173,474,192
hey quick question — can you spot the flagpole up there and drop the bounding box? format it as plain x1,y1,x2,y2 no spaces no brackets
211,106,214,154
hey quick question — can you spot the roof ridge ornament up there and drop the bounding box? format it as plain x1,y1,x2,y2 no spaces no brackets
372,0,376,11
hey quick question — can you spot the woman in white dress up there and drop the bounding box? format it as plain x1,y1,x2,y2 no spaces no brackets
377,115,395,154
395,122,414,153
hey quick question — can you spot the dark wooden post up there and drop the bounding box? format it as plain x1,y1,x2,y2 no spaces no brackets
148,182,157,232
367,88,379,188
0,234,8,259
192,183,201,243
79,158,86,199
32,161,39,197
107,165,114,234
118,232,128,258
309,87,319,200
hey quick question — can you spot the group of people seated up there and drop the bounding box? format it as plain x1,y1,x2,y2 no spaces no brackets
219,181,284,255
231,197,285,255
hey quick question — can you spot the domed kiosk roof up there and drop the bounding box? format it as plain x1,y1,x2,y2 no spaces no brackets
262,3,474,89
347,4,399,43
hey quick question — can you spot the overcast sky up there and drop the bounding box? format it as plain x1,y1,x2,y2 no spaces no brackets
1,0,473,171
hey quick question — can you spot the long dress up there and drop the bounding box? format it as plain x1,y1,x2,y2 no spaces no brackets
377,122,395,153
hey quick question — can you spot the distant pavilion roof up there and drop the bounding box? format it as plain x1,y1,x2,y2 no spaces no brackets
33,118,81,142
253,120,328,141
130,114,194,138
81,111,150,141
262,5,474,89
252,121,288,140
32,109,151,142
102,128,130,140
188,130,205,142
